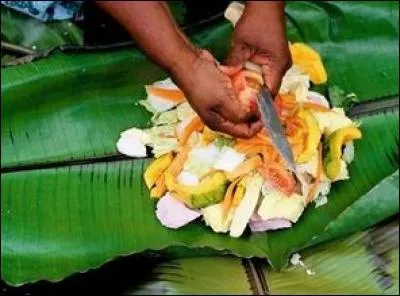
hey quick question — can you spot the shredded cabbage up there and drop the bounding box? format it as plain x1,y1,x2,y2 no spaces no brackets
184,143,221,178
151,109,178,125
342,141,355,164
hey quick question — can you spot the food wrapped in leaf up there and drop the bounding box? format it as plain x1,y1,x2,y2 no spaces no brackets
116,42,362,238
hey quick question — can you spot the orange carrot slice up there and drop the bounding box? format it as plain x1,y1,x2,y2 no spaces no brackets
167,144,191,176
180,116,204,145
150,174,167,199
221,177,242,219
227,155,263,180
302,102,331,112
147,86,186,103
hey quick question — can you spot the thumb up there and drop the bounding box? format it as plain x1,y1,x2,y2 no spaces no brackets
261,64,285,97
225,42,253,67
216,87,259,124
199,49,216,62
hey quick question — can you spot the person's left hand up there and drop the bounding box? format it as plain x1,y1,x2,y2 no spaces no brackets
225,2,292,96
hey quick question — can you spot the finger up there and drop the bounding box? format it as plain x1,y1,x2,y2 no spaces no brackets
250,53,270,65
218,64,243,77
205,111,263,139
218,118,263,139
224,42,253,66
199,49,216,62
214,85,259,123
261,64,285,96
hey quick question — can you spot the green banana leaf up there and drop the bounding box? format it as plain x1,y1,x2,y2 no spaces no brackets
4,219,396,295
1,0,399,287
129,219,399,295
1,86,398,285
266,219,399,295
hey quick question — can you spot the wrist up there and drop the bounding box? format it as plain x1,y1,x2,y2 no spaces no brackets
168,42,201,79
246,1,285,11
244,1,285,23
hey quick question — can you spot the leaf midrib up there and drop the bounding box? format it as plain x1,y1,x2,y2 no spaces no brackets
2,96,398,173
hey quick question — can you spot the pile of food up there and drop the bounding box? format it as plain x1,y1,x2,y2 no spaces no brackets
116,43,362,238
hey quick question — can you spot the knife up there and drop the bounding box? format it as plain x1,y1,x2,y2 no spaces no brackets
225,2,296,172
258,87,296,172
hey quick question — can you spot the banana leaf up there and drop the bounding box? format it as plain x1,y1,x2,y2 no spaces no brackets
1,0,399,287
266,219,399,295
3,219,397,295
128,219,399,295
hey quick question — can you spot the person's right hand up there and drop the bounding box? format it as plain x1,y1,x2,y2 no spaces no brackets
170,49,263,138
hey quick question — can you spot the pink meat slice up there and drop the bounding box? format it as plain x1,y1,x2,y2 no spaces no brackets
156,193,201,229
249,214,292,232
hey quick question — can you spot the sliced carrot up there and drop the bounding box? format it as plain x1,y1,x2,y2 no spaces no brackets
306,143,323,204
236,138,268,146
147,86,186,103
180,116,204,145
221,177,242,219
280,94,297,107
302,102,331,112
167,143,191,176
259,162,296,196
227,155,263,181
150,174,167,199
235,144,264,156
236,132,271,146
256,132,271,143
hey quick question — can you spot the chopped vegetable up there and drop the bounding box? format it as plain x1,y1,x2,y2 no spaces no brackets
146,86,186,103
203,127,217,144
180,116,204,145
156,193,201,229
342,141,355,164
214,135,236,148
144,152,174,189
328,85,359,110
184,143,221,179
214,147,245,173
151,109,178,126
168,171,228,209
259,162,296,196
296,108,322,163
312,108,354,136
117,41,362,237
227,155,263,181
249,215,292,232
324,126,362,180
258,189,306,223
289,42,328,84
279,65,310,102
150,174,167,199
305,144,323,204
230,173,264,238
221,177,242,219
177,170,200,186
202,203,231,233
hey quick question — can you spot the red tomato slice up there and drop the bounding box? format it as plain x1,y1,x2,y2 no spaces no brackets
259,163,296,196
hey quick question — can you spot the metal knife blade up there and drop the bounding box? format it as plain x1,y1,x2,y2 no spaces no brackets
258,88,296,172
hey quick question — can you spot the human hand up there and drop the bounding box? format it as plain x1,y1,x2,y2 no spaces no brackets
225,2,291,96
171,49,263,138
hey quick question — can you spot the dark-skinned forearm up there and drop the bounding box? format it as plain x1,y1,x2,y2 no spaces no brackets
96,1,197,74
244,1,286,39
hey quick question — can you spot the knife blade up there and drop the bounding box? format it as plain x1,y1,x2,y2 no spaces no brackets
258,88,296,172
